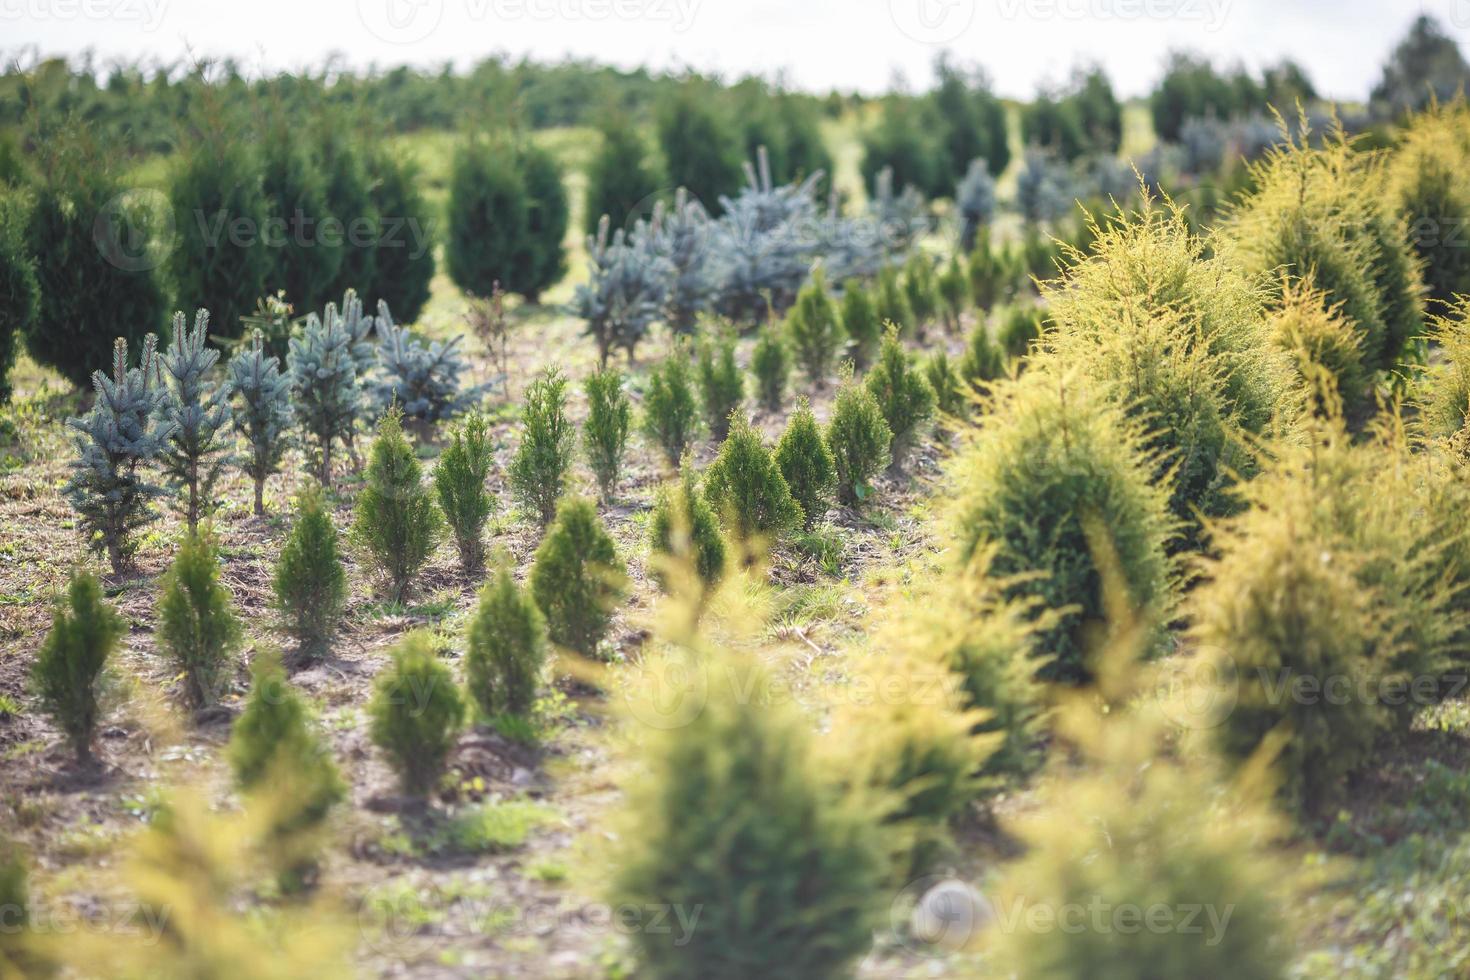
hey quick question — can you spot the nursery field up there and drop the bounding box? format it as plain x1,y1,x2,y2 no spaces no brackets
5,12,1470,980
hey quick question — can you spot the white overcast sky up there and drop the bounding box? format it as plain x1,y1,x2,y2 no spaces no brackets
4,0,1468,100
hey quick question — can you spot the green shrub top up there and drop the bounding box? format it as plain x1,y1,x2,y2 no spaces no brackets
703,414,803,545
368,631,465,799
947,370,1176,683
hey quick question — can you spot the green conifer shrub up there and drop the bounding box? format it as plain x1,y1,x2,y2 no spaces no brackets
1224,130,1422,374
641,348,700,467
610,652,884,979
584,112,665,234
865,326,935,465
287,306,363,482
156,528,242,710
1191,422,1463,807
351,407,444,605
996,303,1045,360
966,229,1008,310
368,631,465,799
901,252,940,336
228,329,292,515
160,310,234,532
0,834,30,971
0,192,38,402
512,143,570,304
785,270,844,387
583,368,632,502
169,123,271,337
696,330,744,440
656,83,746,209
750,323,791,412
825,368,892,507
703,415,804,546
364,147,436,324
32,571,124,765
838,281,882,369
509,367,576,527
994,717,1290,978
1268,277,1370,417
924,349,964,418
775,399,837,531
434,412,496,575
948,371,1176,684
936,253,968,334
1389,103,1470,306
466,564,547,723
529,497,628,658
1415,296,1470,444
959,318,1005,390
27,138,169,385
258,121,342,315
228,651,345,886
64,335,174,574
272,484,347,661
1045,201,1291,441
875,264,914,337
1043,305,1242,551
648,463,727,594
446,138,527,300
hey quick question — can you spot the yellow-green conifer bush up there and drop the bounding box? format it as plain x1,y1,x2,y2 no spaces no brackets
1388,101,1470,306
1191,420,1464,807
368,631,465,799
1413,296,1470,445
1043,199,1292,443
1266,276,1370,417
228,651,345,888
608,651,885,979
947,369,1176,684
990,708,1293,978
1223,127,1425,375
824,648,994,878
157,528,242,710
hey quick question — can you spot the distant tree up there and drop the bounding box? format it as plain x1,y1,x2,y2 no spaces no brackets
0,193,38,402
1372,14,1470,116
1151,52,1242,142
584,112,664,234
930,55,1011,186
513,142,569,303
27,138,168,386
170,121,272,337
658,85,745,211
447,137,528,299
258,117,343,315
365,147,436,323
861,98,943,198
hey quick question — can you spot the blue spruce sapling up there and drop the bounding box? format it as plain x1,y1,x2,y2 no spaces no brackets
161,309,234,531
228,328,293,516
64,335,176,574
